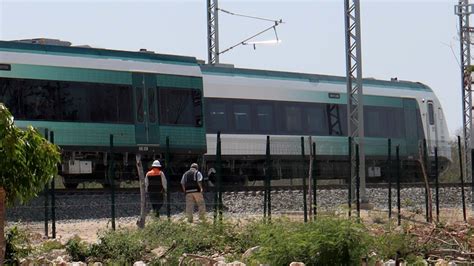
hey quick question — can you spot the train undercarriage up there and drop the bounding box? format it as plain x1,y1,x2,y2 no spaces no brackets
58,148,450,189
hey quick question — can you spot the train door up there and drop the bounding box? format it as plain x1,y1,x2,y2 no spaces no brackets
133,73,160,146
403,99,419,155
426,100,437,155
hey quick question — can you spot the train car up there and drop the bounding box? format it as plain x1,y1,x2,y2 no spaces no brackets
200,64,451,183
0,39,451,186
0,40,206,188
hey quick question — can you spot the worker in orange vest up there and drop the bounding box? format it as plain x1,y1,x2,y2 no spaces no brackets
145,160,168,217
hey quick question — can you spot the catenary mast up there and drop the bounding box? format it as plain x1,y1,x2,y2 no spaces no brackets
344,0,367,203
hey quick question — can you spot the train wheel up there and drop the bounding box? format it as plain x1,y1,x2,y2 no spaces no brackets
63,181,79,189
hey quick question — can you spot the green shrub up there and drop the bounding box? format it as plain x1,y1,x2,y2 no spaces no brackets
39,239,64,253
65,236,90,261
248,217,372,265
5,226,31,264
89,229,145,264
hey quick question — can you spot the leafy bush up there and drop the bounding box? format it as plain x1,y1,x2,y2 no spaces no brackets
5,226,31,264
39,239,64,253
247,217,372,265
65,236,89,261
89,230,145,264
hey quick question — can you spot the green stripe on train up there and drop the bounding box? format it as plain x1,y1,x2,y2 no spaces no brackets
14,121,135,146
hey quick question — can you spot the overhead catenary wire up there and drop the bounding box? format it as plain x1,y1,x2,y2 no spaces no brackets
218,7,283,24
215,6,284,56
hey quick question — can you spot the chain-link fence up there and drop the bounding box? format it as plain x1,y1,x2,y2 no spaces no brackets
6,133,473,239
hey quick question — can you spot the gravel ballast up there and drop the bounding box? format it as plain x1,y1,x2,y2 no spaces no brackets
7,186,471,222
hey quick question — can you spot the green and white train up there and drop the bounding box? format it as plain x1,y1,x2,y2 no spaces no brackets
0,40,450,187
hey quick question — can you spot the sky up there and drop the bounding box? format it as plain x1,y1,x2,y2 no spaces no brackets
0,0,464,136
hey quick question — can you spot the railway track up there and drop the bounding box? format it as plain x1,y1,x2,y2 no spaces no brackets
52,182,472,195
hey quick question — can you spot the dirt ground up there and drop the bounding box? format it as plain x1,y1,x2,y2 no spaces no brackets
10,207,473,244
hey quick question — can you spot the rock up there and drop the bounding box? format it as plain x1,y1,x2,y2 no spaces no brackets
72,262,87,266
92,263,103,266
45,249,68,261
435,259,449,266
52,255,69,265
384,260,396,266
289,262,305,266
151,246,167,257
133,261,147,266
215,256,226,262
19,258,34,266
214,262,227,266
241,246,260,261
227,261,245,266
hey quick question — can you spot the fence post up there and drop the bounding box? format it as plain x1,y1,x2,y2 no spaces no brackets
471,149,474,215
109,134,116,231
266,136,271,220
44,128,49,238
435,147,439,223
356,144,360,218
49,131,56,239
165,136,171,220
301,137,308,222
423,139,430,223
387,139,392,219
458,136,467,222
312,141,317,219
396,145,401,226
214,132,223,223
348,137,352,218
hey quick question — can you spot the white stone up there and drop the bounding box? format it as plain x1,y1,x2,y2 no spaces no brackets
289,263,305,266
133,261,147,266
384,260,396,266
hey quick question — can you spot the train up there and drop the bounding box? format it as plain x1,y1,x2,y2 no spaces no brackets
0,39,451,187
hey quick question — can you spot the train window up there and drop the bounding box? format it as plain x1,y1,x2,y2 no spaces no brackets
207,100,227,132
306,105,326,134
192,90,203,126
428,102,434,125
256,104,274,132
136,87,144,123
365,107,384,137
233,104,251,132
148,88,156,123
159,88,202,126
285,105,303,133
0,77,133,123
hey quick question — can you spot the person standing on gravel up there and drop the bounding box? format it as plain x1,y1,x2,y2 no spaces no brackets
181,163,206,222
145,160,167,217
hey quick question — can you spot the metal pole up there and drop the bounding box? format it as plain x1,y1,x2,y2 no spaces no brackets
216,132,223,222
312,141,317,219
456,1,473,207
356,144,360,218
165,136,171,220
388,138,392,219
50,131,56,239
435,147,439,223
301,137,308,222
207,0,220,64
423,139,430,222
109,134,116,231
396,145,401,226
44,128,49,238
344,0,366,203
266,136,271,220
348,137,352,217
458,136,467,222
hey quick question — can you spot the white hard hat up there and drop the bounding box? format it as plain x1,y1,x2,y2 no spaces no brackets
191,163,198,169
151,160,162,168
